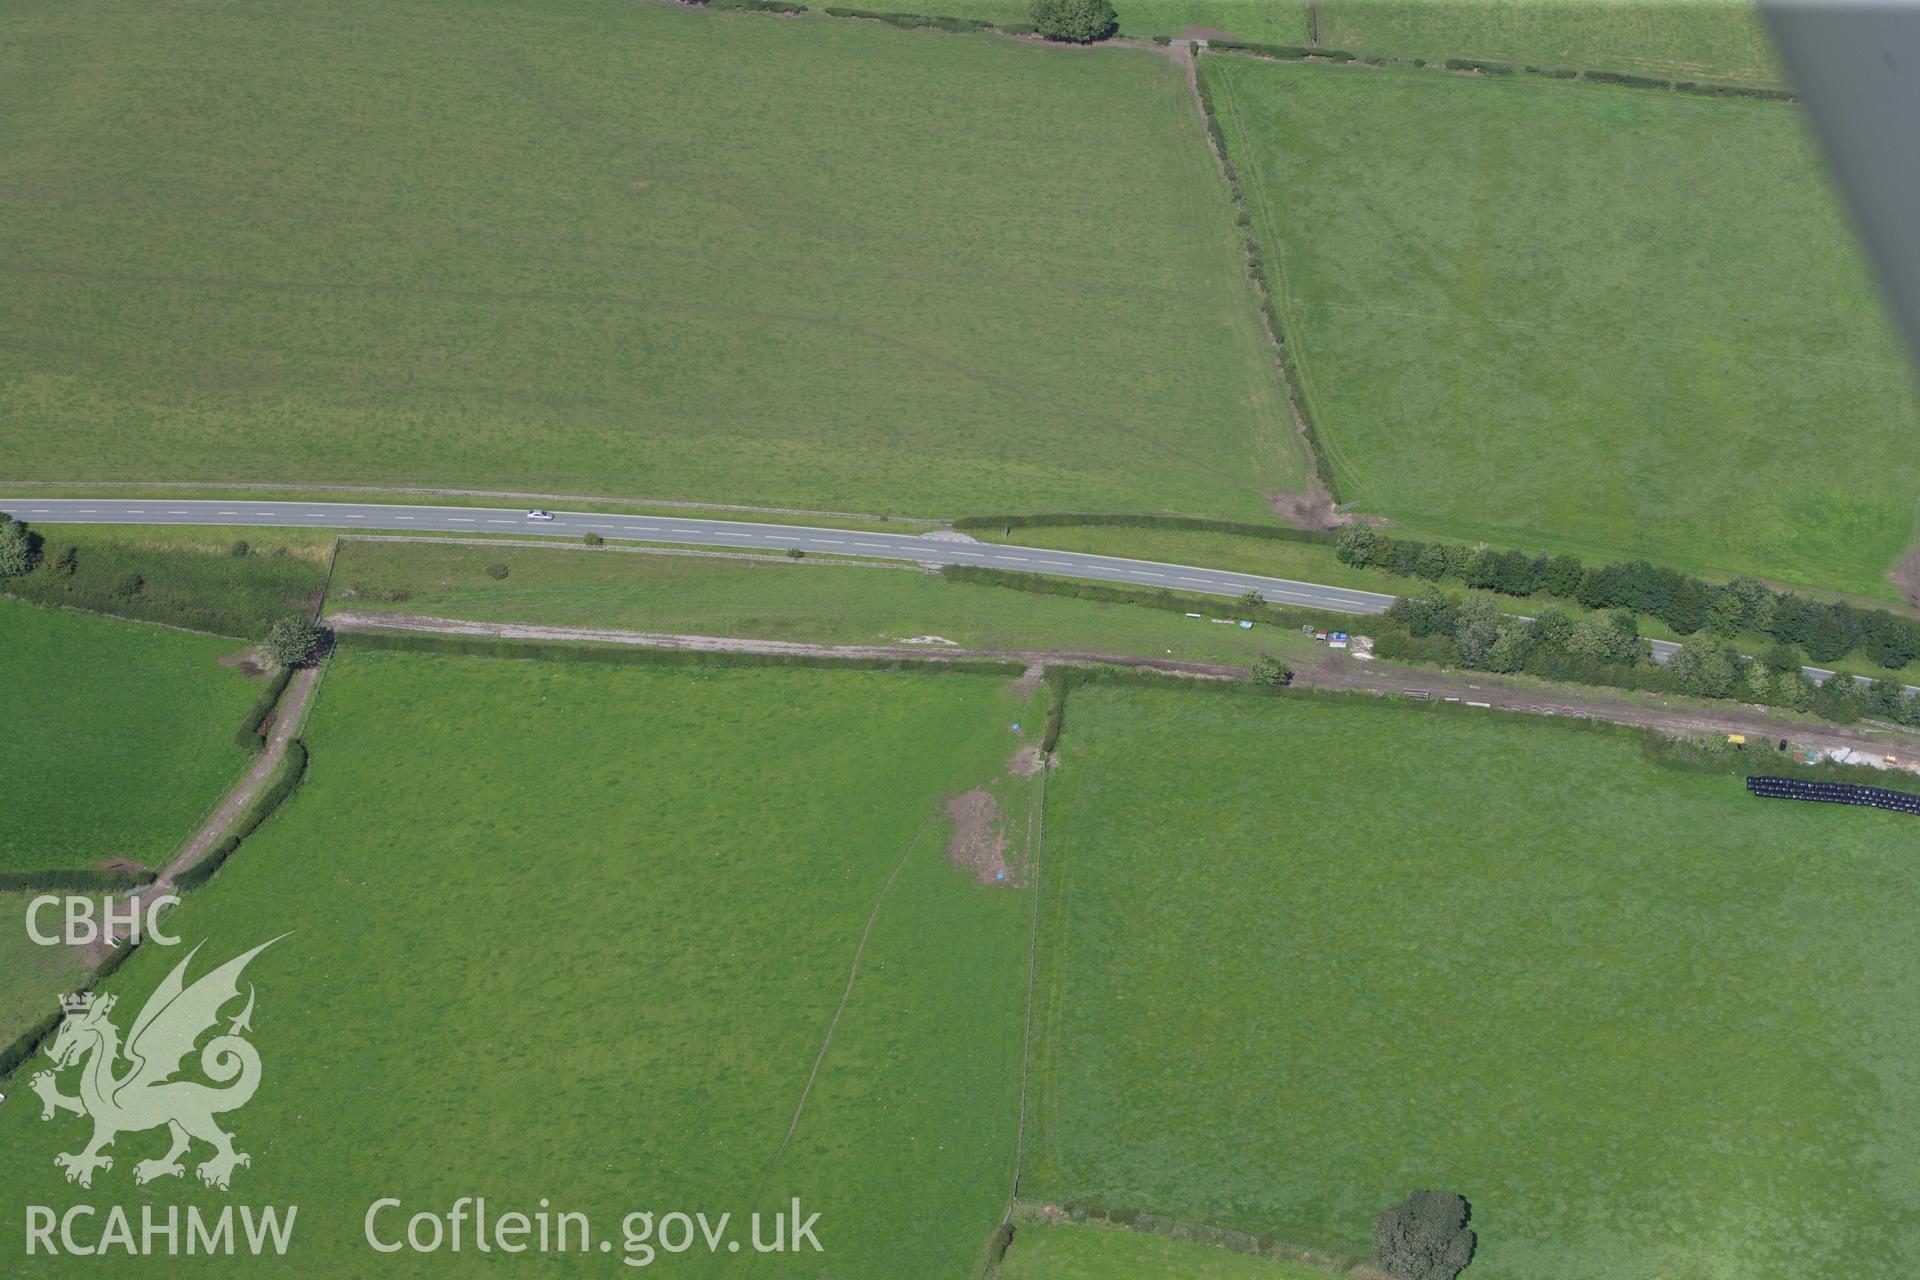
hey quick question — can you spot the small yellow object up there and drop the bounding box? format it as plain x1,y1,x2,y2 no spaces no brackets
1726,734,1747,745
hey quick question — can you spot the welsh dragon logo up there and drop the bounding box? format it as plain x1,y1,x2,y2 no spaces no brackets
28,937,284,1191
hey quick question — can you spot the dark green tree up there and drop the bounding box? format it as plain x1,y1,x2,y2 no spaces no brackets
1028,0,1116,42
1336,525,1378,566
264,615,327,670
1373,1190,1475,1280
0,514,35,578
1249,654,1293,687
1540,553,1583,598
1804,607,1852,663
1665,577,1707,634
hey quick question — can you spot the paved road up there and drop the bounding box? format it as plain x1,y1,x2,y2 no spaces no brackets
5,496,1911,694
0,497,1397,614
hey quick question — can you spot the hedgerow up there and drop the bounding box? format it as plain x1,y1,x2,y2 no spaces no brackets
0,868,157,894
173,740,310,891
232,666,294,748
1335,525,1920,672
941,563,1354,632
950,512,1333,544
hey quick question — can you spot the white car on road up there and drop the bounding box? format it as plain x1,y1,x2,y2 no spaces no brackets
526,509,556,521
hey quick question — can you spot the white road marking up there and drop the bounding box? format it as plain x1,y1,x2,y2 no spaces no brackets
810,540,844,546
1178,576,1208,584
854,542,888,549
767,536,802,543
671,528,700,535
449,517,474,522
127,509,145,514
168,510,188,515
716,531,751,539
218,510,238,515
486,519,512,524
394,516,414,520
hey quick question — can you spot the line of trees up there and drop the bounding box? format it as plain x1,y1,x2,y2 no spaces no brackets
1338,526,1920,671
1379,586,1920,726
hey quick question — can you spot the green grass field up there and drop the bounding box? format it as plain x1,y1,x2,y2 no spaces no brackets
0,599,264,874
0,652,1046,1276
0,0,1304,520
1319,0,1785,84
3,524,330,637
0,895,89,1049
1206,57,1920,599
1026,685,1920,1279
999,1218,1334,1278
325,539,1321,666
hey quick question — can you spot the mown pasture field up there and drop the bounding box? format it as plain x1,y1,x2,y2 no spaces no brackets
1026,684,1920,1279
0,652,1047,1276
0,0,1304,520
0,599,262,874
0,895,89,1049
1205,58,1920,599
1318,0,1784,84
999,1218,1334,1278
325,539,1321,666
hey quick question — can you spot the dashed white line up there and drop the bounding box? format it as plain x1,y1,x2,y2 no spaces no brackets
853,542,888,550
486,520,512,525
671,528,700,535
218,510,238,516
715,531,751,539
809,540,844,547
448,517,474,523
767,536,802,543
394,516,414,520
168,510,189,515
1178,576,1208,584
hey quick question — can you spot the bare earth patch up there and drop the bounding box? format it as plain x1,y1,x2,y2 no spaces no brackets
1007,745,1048,777
1268,480,1383,531
218,648,267,676
1891,546,1920,608
946,788,1009,885
1182,25,1237,41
